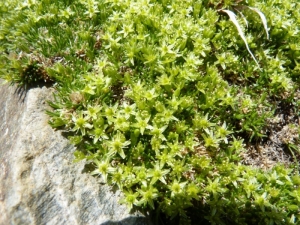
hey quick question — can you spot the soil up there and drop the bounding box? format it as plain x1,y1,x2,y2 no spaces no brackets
241,89,300,170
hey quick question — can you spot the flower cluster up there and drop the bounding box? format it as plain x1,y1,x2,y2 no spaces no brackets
1,0,300,224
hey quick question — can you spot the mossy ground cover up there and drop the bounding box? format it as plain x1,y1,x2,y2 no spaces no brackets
1,0,300,224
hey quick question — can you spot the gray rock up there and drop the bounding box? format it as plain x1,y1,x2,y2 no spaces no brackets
0,82,152,225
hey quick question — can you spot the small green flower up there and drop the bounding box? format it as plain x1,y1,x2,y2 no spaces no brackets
94,57,109,71
144,88,159,100
111,167,124,188
157,73,172,86
117,22,134,38
137,186,159,209
83,0,99,18
175,121,188,134
240,95,255,113
156,149,175,167
156,108,178,124
158,41,176,57
59,7,74,19
143,49,158,64
82,84,96,95
91,159,115,183
193,114,215,130
148,162,170,185
205,178,227,197
170,180,187,197
147,123,168,141
104,103,119,123
104,35,121,51
216,122,232,144
83,104,101,120
71,112,93,135
133,166,148,187
124,39,138,65
133,115,151,135
170,160,188,179
201,129,221,148
167,95,181,110
107,131,131,159
186,183,200,200
121,102,136,119
228,137,245,156
90,125,109,144
254,192,270,212
120,190,139,210
184,52,203,69
112,112,130,132
243,177,261,198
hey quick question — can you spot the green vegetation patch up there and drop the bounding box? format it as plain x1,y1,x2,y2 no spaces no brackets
1,0,300,224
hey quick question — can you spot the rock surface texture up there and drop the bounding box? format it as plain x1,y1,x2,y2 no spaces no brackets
0,82,151,225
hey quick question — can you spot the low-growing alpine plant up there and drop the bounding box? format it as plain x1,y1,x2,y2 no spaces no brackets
1,0,300,224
